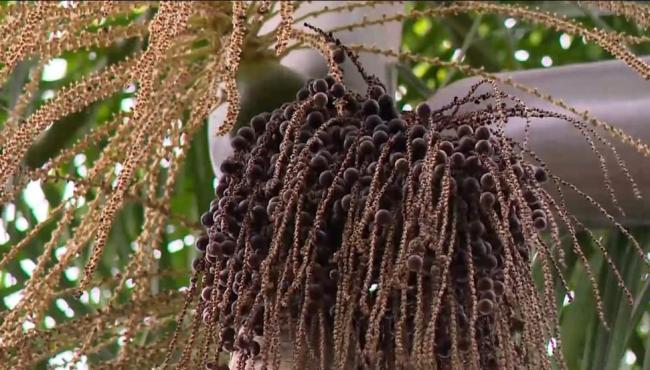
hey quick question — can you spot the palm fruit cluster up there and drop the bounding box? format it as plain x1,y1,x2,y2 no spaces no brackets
194,48,559,370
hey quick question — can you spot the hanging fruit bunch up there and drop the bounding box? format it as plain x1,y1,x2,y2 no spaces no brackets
184,29,644,370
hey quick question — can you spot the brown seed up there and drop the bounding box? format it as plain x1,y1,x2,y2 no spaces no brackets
477,277,493,291
439,141,454,155
330,82,345,98
313,92,328,107
435,150,448,164
407,255,423,272
480,173,496,190
478,299,494,315
415,102,431,118
201,287,213,301
468,220,485,237
310,154,328,170
375,209,392,226
457,136,476,152
450,152,465,168
332,47,346,64
343,167,360,185
359,140,375,156
475,139,492,155
457,124,473,138
534,166,548,183
195,235,209,252
462,177,481,194
475,125,491,140
394,157,409,174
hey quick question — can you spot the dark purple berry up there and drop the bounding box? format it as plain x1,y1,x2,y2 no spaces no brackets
374,209,392,226
457,124,473,138
343,167,360,185
480,192,496,211
314,92,328,107
362,99,380,115
450,152,465,168
475,139,492,155
415,103,431,119
407,255,423,272
330,83,345,98
195,235,209,252
534,167,548,183
332,48,346,64
201,212,214,227
307,111,324,128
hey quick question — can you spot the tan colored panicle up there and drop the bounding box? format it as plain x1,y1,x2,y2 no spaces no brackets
579,1,650,30
78,2,192,293
216,1,246,136
275,1,295,56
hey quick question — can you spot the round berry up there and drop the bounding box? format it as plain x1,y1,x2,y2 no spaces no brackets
468,220,485,237
332,48,346,64
231,135,249,151
296,88,310,101
330,82,345,98
394,158,409,174
374,209,392,226
310,154,328,170
369,85,385,100
533,217,547,230
237,127,255,143
415,103,431,119
480,173,496,190
457,124,473,138
201,287,213,301
201,212,215,227
462,177,481,194
478,299,494,315
493,280,505,296
439,141,454,155
195,235,209,252
435,150,448,164
457,136,476,152
312,79,328,93
480,192,496,211
532,209,546,219
313,92,328,107
534,167,548,183
362,99,380,115
450,152,465,168
477,277,493,291
306,111,324,128
407,255,423,272
343,167,360,185
475,125,491,140
475,139,492,155
373,130,389,145
319,170,334,187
